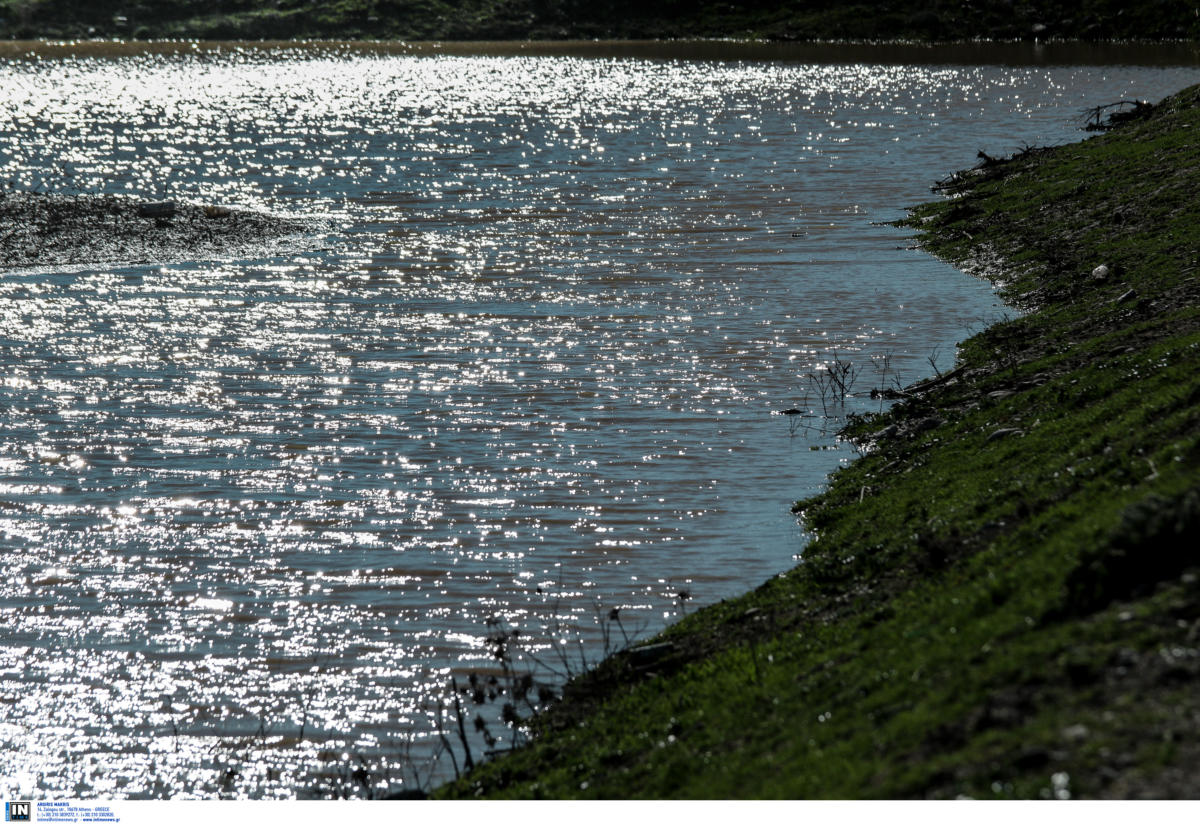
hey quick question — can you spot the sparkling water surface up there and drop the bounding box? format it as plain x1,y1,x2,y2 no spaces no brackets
0,42,1194,797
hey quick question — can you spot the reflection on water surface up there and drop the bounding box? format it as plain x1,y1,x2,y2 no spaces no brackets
0,44,1193,797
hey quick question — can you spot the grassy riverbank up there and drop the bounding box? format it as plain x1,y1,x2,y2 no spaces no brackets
435,84,1200,799
1,0,1198,41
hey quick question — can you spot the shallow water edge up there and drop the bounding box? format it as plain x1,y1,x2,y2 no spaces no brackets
437,80,1200,799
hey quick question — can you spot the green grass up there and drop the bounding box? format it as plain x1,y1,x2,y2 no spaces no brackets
435,83,1200,799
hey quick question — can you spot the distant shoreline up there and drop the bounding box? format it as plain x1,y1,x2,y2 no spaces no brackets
1,38,1199,66
1,0,1197,45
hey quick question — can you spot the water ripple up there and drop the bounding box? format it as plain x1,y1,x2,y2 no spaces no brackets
0,45,1193,797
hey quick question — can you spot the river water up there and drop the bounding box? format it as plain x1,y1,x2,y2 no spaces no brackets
0,41,1195,798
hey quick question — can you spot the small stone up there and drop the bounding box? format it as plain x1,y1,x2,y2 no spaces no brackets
1091,264,1109,280
1062,723,1090,742
204,205,232,219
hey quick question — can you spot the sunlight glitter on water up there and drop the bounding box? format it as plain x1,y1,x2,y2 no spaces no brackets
0,45,1195,796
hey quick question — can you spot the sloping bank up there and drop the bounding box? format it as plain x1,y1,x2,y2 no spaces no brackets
438,83,1200,799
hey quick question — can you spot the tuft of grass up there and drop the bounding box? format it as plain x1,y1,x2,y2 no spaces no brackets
436,82,1200,799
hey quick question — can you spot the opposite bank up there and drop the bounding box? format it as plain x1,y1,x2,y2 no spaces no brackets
1,0,1198,42
434,82,1200,799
